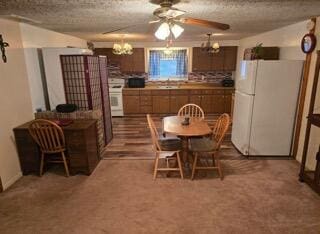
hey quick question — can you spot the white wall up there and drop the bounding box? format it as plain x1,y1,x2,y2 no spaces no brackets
236,20,308,80
0,19,34,190
20,23,87,48
0,20,88,190
19,23,87,112
238,20,308,60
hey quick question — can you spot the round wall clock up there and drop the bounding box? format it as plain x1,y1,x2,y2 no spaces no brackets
301,33,317,54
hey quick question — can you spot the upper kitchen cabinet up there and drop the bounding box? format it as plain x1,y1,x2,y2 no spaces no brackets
223,46,238,71
94,48,145,73
192,46,237,72
132,48,145,73
94,48,122,65
192,47,212,72
120,54,133,72
211,47,225,71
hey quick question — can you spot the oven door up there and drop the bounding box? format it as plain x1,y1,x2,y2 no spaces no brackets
109,92,123,111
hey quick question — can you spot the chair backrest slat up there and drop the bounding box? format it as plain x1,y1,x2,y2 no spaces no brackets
178,104,204,119
146,114,161,151
212,113,231,150
28,119,65,153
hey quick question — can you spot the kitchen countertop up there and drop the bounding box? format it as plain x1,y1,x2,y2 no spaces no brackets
123,84,235,90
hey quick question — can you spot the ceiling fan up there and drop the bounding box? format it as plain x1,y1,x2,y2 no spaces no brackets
102,0,230,39
0,14,42,24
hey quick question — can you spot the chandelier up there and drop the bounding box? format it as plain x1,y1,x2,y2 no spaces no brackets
112,39,133,55
201,33,220,54
155,21,184,40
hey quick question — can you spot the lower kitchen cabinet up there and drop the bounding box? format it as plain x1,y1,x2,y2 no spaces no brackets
153,96,170,113
170,95,189,113
140,105,153,113
189,95,212,113
123,88,234,115
201,95,213,113
139,94,152,114
189,95,202,106
224,94,232,113
123,95,140,114
212,95,225,113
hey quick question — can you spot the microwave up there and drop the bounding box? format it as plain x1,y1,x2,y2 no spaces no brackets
128,78,145,88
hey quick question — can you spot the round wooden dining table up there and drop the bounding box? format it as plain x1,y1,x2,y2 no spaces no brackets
162,116,212,172
163,116,212,137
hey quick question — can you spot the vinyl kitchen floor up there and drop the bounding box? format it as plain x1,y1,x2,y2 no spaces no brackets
103,115,240,159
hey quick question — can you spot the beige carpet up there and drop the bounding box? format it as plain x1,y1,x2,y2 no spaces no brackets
0,159,320,234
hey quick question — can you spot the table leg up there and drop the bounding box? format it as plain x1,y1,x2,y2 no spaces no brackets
180,136,192,176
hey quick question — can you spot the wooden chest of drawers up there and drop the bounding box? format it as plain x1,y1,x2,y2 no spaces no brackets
13,120,100,175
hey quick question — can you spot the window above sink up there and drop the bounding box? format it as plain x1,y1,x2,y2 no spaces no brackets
146,48,190,81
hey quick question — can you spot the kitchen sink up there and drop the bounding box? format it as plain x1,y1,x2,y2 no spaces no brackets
157,85,179,89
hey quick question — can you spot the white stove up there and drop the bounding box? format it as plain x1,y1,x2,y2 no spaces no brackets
109,78,125,116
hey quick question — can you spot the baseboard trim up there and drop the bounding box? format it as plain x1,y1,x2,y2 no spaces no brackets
2,172,22,191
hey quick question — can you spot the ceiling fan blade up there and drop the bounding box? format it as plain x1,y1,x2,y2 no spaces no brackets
102,22,152,34
102,25,137,35
149,19,161,24
0,14,42,24
180,17,230,30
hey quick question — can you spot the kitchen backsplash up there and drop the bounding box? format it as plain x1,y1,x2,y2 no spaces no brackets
108,63,148,79
188,71,233,83
108,63,233,84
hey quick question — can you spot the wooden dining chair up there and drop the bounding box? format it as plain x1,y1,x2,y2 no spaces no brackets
178,103,205,119
28,119,70,177
189,113,230,180
147,114,184,180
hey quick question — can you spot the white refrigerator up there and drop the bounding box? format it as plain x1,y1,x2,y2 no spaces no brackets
231,60,303,156
42,48,92,110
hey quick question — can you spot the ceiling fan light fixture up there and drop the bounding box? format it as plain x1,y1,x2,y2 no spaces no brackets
155,22,170,40
171,24,184,39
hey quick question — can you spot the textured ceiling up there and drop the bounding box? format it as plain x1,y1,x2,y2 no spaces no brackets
0,0,320,42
